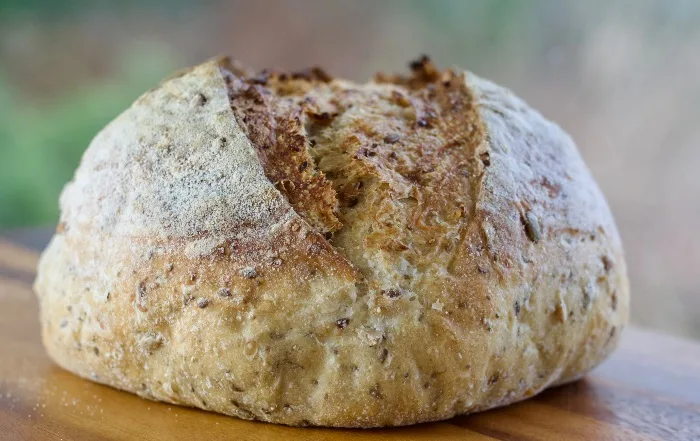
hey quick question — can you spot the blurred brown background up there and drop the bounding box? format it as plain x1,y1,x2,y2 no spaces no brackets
1,0,698,339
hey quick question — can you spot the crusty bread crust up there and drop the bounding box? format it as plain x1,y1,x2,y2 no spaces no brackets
34,56,629,427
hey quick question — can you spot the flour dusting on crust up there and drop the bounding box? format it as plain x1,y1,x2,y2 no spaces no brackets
59,59,294,258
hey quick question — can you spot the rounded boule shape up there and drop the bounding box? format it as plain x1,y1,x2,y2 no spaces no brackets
34,56,629,428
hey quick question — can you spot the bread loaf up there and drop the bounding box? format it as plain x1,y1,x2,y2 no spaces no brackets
34,56,629,427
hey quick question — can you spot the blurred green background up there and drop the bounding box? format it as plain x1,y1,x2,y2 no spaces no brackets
1,0,699,339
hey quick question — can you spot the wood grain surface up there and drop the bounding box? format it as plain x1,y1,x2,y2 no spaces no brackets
1,238,699,441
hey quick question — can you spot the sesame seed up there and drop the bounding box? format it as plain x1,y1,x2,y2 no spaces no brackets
384,134,400,144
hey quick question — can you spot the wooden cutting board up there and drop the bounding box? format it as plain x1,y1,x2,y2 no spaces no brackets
1,238,699,441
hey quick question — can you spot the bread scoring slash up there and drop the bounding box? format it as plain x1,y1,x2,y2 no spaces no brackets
34,55,629,428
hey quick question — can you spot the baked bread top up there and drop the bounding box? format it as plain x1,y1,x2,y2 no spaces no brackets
35,56,629,427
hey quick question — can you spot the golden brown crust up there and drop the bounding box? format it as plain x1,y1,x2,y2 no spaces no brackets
225,68,342,234
34,56,629,427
